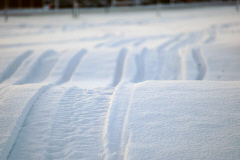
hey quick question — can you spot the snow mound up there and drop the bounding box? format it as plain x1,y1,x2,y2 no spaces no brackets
104,81,240,159
0,84,50,160
0,5,240,160
7,86,114,160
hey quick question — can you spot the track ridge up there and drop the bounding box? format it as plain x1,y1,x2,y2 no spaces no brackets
103,82,135,160
46,86,80,159
165,34,189,51
4,84,53,160
204,25,217,44
4,50,59,85
121,87,135,160
133,48,146,83
142,47,159,81
192,48,207,80
59,49,87,84
158,34,183,51
111,48,127,86
0,50,33,84
178,47,188,80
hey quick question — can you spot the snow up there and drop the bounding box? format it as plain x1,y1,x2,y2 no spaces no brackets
43,49,87,84
2,50,61,85
201,43,240,81
104,81,240,159
7,86,114,160
0,84,50,160
68,48,127,87
0,5,240,160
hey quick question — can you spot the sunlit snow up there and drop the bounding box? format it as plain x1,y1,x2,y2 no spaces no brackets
0,5,240,160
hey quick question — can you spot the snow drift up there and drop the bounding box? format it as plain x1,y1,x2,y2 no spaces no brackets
0,5,240,160
0,84,50,160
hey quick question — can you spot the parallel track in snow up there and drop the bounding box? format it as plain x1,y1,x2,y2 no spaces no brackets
1,12,240,160
7,86,114,160
0,26,221,86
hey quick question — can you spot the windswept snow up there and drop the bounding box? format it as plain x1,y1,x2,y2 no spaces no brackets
0,5,240,160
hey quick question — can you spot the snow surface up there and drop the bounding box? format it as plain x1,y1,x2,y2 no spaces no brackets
0,84,50,160
0,5,240,160
104,81,240,159
7,86,114,160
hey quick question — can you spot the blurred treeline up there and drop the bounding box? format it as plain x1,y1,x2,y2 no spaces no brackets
0,0,237,9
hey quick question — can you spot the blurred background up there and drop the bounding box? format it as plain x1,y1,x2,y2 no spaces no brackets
0,0,238,10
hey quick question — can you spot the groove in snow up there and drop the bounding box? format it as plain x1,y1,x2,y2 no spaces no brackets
192,48,207,80
111,48,127,87
3,50,60,85
44,49,87,84
7,86,114,160
0,84,51,160
103,82,135,160
0,50,33,84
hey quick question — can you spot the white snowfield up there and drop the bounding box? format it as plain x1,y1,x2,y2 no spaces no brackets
0,5,240,160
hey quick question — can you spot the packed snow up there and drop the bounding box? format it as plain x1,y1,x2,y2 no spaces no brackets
0,5,240,160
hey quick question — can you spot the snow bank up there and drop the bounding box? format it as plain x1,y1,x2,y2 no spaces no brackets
104,82,134,160
7,86,114,160
104,81,240,159
0,6,240,159
0,84,50,160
